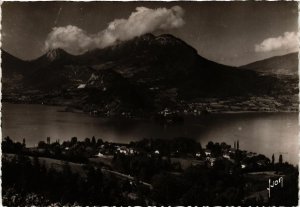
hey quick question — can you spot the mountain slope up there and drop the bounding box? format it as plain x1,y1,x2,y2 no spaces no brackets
2,34,298,114
73,33,285,98
1,50,29,90
241,52,298,75
22,49,93,90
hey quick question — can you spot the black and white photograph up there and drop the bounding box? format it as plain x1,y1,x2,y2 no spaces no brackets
1,1,299,206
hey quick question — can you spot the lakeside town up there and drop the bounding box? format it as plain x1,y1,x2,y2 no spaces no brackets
2,136,298,206
2,71,298,119
2,88,298,117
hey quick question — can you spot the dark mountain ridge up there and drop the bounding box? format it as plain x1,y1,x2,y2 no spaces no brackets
2,34,298,114
2,50,28,77
1,50,31,90
241,52,298,75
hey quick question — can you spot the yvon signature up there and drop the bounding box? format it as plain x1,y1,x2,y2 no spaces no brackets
267,177,283,198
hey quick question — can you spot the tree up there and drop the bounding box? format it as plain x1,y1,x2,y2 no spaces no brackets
279,154,283,164
151,172,187,204
97,138,103,146
2,136,14,152
272,154,275,165
85,138,91,145
38,141,47,148
71,137,78,145
22,138,26,147
46,137,51,145
206,141,214,150
92,136,96,146
221,142,230,151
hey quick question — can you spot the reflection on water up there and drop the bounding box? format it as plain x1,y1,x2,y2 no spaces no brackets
2,103,299,165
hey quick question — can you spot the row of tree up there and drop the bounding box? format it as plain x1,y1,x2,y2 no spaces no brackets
2,154,148,205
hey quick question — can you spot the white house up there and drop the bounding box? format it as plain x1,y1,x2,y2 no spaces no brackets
77,84,86,89
204,149,211,156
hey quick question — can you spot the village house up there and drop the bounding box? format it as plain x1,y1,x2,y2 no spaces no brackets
204,149,211,157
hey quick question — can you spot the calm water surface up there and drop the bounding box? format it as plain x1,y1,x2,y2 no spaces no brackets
2,103,299,165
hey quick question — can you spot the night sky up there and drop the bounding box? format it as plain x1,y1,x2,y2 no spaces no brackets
2,1,298,66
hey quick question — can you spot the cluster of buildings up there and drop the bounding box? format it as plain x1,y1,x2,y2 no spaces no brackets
24,136,272,173
193,140,270,170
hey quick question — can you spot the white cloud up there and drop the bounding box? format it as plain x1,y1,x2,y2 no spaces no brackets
45,6,185,54
45,26,94,54
255,31,299,53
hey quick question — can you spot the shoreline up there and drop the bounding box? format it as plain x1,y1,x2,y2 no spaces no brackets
3,101,298,118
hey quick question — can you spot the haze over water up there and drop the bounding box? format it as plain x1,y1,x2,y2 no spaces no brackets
2,103,298,165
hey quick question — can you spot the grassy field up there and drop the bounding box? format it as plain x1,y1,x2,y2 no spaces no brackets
171,157,205,169
3,153,152,188
89,156,113,167
3,153,87,176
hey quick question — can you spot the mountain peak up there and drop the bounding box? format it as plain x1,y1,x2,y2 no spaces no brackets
46,48,69,61
155,34,184,45
138,33,156,41
135,33,185,45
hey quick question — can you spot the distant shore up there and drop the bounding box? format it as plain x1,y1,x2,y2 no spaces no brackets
2,101,298,120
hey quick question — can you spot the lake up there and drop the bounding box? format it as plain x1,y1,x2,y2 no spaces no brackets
2,103,299,165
